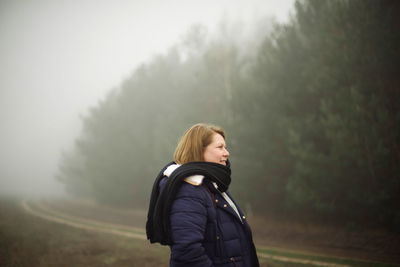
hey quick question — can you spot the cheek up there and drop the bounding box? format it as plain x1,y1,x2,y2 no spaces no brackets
204,149,219,162
212,150,222,159
203,150,211,161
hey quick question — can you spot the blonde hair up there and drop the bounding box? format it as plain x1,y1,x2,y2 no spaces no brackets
174,123,225,164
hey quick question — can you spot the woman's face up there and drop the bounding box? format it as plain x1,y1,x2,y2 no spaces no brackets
203,133,230,166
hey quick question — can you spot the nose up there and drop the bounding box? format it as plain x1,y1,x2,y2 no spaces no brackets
224,148,230,157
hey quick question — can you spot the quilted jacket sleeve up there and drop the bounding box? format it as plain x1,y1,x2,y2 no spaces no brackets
169,183,214,267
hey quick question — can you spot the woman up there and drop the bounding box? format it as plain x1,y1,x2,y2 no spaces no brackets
146,123,259,267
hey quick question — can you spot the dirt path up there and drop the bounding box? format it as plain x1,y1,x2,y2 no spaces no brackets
21,199,146,240
21,199,353,267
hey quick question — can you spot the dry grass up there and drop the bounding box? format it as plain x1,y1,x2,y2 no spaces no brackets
248,214,400,264
45,197,400,263
0,196,169,267
0,196,301,266
4,196,399,266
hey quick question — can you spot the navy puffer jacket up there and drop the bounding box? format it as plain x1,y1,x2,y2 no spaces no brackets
160,175,259,267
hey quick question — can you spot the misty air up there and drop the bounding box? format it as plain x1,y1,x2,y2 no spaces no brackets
0,0,399,266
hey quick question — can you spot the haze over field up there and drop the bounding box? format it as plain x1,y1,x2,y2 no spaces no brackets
0,0,295,196
1,2,399,265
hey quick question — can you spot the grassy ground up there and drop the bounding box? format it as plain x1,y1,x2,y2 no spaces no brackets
249,215,400,265
0,196,169,267
2,196,399,267
0,196,282,267
0,196,317,267
42,197,400,265
257,247,400,267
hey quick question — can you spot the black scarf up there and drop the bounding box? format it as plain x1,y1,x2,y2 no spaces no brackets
146,161,231,245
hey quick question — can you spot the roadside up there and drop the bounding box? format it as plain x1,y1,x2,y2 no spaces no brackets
33,197,400,264
0,196,169,267
22,198,399,267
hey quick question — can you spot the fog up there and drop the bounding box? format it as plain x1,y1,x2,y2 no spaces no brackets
0,0,294,197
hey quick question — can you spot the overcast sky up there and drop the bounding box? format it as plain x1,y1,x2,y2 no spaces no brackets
0,0,295,196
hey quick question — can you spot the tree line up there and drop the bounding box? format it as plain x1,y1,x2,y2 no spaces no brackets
57,0,400,230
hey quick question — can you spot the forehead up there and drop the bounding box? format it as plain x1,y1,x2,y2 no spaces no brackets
211,133,225,143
